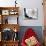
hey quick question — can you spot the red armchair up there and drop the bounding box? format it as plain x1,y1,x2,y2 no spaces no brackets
21,28,41,46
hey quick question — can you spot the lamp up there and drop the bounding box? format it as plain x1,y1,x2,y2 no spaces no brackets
15,0,17,7
13,28,18,41
14,28,17,32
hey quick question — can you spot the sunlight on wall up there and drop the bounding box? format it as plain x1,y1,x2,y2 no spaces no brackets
0,0,15,1
0,0,15,7
0,0,24,7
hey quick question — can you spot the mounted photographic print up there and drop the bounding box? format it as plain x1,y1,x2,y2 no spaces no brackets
2,10,9,15
24,8,38,20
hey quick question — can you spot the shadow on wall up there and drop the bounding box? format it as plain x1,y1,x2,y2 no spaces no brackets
18,26,43,44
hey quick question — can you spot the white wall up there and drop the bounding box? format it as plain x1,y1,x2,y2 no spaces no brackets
0,0,44,26
17,0,44,26
0,0,15,7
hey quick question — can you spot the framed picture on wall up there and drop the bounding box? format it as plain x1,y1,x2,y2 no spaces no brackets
2,10,9,15
24,8,38,20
